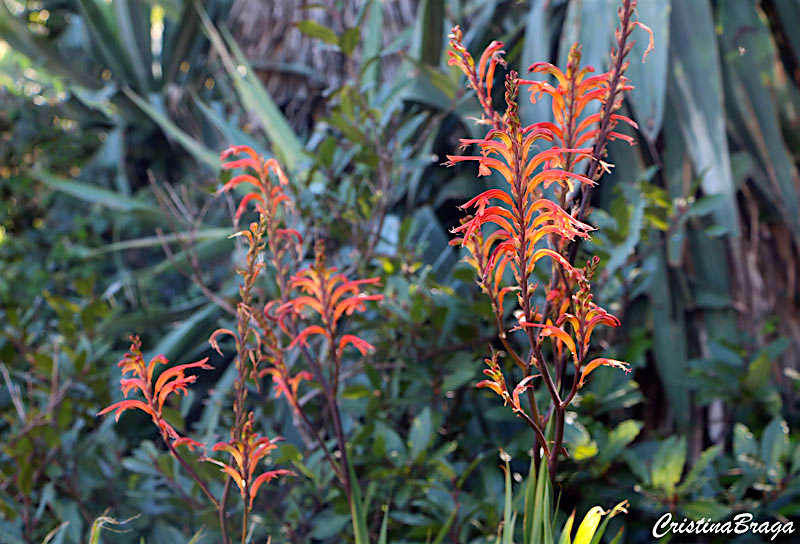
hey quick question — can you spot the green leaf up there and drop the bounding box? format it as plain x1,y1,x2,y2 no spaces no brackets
83,228,231,256
33,170,158,213
718,0,800,239
531,458,554,544
587,502,628,544
745,352,772,393
502,455,513,544
346,447,369,544
408,407,434,463
195,5,304,170
597,420,643,466
682,498,730,521
77,0,141,89
524,454,537,544
669,0,739,235
605,185,645,277
651,436,686,495
295,20,339,45
415,0,444,66
340,28,361,56
147,301,218,362
221,26,305,171
431,507,458,544
557,510,575,544
361,0,382,89
114,0,153,93
761,418,790,483
648,250,690,430
676,445,721,495
123,87,219,170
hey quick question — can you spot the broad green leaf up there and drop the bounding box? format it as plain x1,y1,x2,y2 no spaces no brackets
559,0,615,118
745,353,772,393
676,445,721,495
340,28,360,56
733,423,760,479
147,301,218,362
596,420,643,466
192,95,264,154
415,0,444,66
114,0,153,93
651,436,686,495
605,185,645,278
761,418,790,483
77,0,142,90
295,20,338,45
0,6,101,89
669,0,739,235
162,1,202,82
718,0,800,239
648,250,690,430
408,407,434,462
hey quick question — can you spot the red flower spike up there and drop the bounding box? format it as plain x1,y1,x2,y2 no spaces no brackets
285,247,382,359
445,1,645,443
218,145,295,230
98,336,212,445
205,414,293,510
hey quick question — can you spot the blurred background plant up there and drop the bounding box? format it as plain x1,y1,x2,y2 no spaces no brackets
1,0,799,542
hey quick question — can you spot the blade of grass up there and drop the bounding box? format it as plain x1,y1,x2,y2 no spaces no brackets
193,0,304,171
33,170,158,213
122,87,219,169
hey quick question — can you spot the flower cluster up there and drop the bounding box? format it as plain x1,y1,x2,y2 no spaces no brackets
98,336,212,444
445,0,650,474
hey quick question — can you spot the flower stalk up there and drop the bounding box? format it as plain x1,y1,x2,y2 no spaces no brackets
446,0,651,484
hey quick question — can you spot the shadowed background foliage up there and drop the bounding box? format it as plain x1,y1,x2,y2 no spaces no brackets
1,0,799,542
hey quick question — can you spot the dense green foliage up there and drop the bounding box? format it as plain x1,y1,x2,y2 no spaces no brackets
1,0,799,543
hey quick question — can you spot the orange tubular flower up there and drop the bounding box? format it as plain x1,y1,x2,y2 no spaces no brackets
448,26,505,129
282,244,383,360
205,414,293,510
218,145,302,251
445,13,640,429
98,336,212,441
445,73,593,313
522,44,638,166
